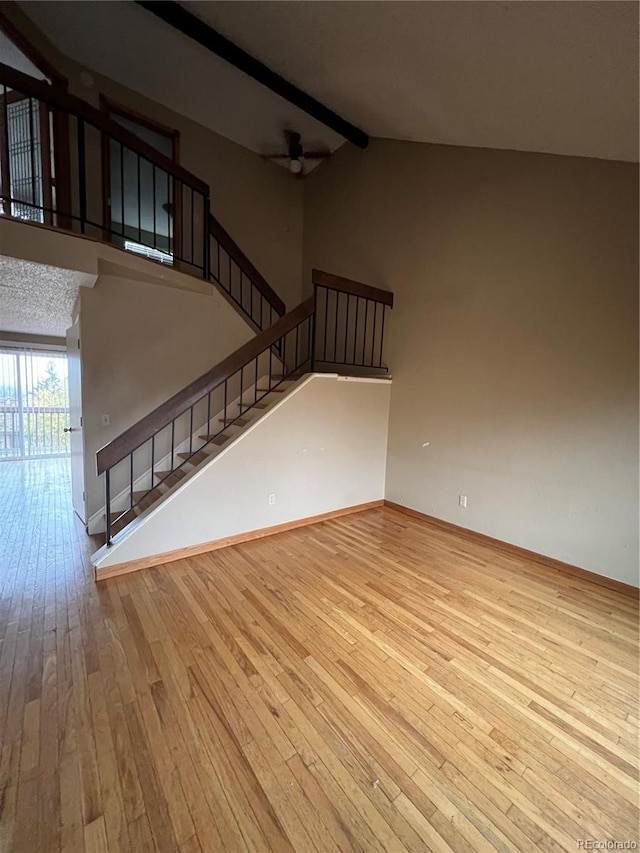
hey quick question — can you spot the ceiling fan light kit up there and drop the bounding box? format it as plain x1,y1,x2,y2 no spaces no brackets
266,129,331,176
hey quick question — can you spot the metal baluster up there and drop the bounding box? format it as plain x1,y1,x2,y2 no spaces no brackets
137,154,142,243
321,287,328,363
353,296,360,365
152,164,157,248
190,187,194,266
254,357,258,405
27,98,37,217
130,451,134,510
332,289,339,364
167,171,171,255
362,299,370,366
105,468,112,546
309,312,316,372
371,302,378,366
1,84,10,214
344,292,350,364
120,142,125,237
282,333,287,381
202,195,209,278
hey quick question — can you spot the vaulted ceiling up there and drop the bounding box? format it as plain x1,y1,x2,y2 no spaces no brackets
17,1,640,163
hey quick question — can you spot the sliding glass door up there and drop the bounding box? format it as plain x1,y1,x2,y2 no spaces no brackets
0,347,70,459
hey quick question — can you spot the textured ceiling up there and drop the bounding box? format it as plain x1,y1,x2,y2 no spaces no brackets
17,1,639,163
0,256,91,336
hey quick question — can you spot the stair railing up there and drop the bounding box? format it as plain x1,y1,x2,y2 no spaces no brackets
0,61,287,325
0,61,210,276
209,214,285,330
96,270,393,545
97,297,314,545
311,269,394,372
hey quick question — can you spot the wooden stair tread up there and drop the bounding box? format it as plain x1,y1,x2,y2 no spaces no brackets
198,433,231,446
154,469,187,486
132,488,164,512
177,450,210,465
218,417,250,427
109,508,139,524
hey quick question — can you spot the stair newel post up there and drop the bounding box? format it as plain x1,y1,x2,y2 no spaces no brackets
105,468,112,547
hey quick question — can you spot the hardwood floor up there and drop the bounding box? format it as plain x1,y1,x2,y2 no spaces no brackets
1,458,638,852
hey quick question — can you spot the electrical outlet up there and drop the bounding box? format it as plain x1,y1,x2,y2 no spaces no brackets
268,493,276,506
101,414,110,426
459,494,467,508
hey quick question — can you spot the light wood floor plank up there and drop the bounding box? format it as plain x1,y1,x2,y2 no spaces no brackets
0,459,638,851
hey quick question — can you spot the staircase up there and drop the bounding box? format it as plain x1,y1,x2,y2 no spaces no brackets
0,59,395,547
97,277,393,545
106,376,299,536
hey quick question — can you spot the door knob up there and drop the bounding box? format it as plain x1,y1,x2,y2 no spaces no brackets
64,427,74,433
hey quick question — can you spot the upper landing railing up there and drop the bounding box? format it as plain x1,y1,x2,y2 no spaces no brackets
0,62,285,329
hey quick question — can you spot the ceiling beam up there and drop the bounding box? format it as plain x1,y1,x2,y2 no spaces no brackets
135,1,369,149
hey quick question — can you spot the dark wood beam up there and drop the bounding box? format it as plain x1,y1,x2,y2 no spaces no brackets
135,1,369,150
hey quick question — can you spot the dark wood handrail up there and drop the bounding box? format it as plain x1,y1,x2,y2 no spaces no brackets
0,8,68,88
209,214,285,316
96,296,313,474
312,269,394,308
0,61,208,196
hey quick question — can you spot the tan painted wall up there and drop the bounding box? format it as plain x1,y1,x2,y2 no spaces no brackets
304,140,639,585
80,273,251,521
1,2,303,311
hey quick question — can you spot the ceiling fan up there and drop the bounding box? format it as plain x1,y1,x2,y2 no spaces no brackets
264,131,330,176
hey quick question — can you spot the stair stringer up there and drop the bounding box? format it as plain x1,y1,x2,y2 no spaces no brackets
91,373,392,574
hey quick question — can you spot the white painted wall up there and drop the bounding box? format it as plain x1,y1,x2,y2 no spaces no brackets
93,374,390,570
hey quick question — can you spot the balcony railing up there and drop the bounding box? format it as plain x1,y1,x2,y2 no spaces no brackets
0,61,286,330
0,404,70,459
